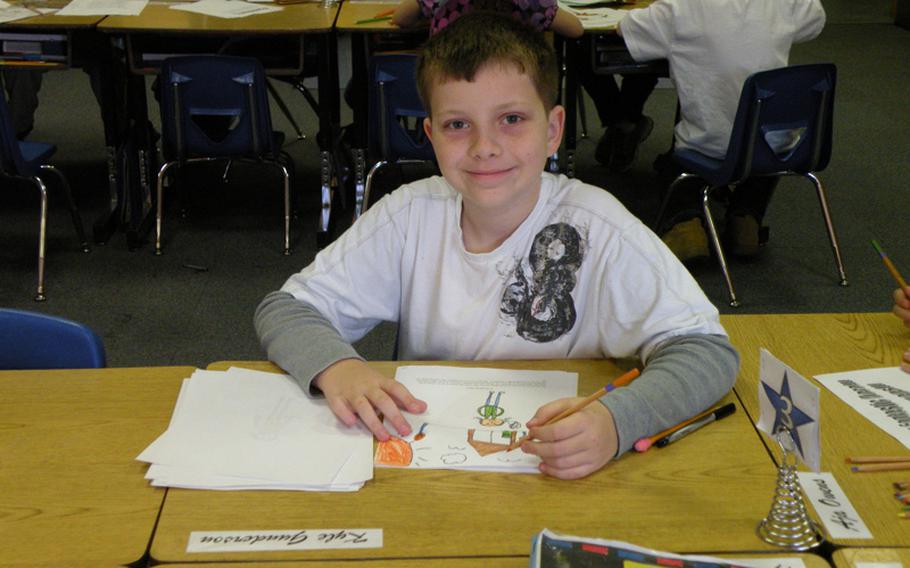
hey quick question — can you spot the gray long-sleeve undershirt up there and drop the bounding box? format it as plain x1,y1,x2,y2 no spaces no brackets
254,290,739,457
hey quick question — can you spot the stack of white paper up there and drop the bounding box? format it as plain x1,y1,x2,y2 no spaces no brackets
137,367,373,491
374,366,578,474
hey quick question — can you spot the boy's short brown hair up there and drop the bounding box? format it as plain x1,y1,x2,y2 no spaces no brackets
416,11,559,115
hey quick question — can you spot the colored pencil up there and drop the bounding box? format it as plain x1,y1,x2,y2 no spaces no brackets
355,15,393,25
846,456,910,464
634,402,736,452
899,512,910,519
871,240,908,289
894,480,910,490
507,368,640,451
850,462,910,473
374,8,395,17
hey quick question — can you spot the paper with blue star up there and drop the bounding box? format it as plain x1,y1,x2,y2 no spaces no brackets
757,349,821,471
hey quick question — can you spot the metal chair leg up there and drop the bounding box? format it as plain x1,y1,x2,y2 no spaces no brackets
266,79,305,140
702,186,740,307
29,176,49,302
577,87,588,140
40,164,89,253
277,162,292,255
806,172,848,287
654,172,701,232
155,161,178,256
362,160,389,218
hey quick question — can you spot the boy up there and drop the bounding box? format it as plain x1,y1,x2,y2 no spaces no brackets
255,12,738,479
618,0,826,260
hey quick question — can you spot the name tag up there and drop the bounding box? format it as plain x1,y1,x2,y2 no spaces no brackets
186,528,383,553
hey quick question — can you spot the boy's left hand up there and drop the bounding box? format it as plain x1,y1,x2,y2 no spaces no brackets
519,398,619,480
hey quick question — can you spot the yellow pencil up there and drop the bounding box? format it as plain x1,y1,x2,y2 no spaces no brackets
872,240,908,289
846,456,910,464
507,368,640,451
850,462,910,473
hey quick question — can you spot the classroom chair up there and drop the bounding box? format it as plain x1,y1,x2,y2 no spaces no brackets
360,53,436,217
653,63,848,307
0,308,106,369
0,87,89,302
155,55,293,255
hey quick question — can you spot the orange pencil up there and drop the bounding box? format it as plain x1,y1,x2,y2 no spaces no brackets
634,402,736,452
846,456,910,464
872,240,908,289
374,8,395,17
507,368,640,451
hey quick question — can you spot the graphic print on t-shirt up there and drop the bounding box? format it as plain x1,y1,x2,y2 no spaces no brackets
500,222,583,343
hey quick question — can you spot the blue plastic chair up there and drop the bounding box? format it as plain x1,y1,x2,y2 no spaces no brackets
156,55,292,255
359,53,436,217
0,87,89,301
0,308,106,370
654,63,847,307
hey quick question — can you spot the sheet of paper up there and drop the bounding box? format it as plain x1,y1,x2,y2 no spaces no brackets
558,3,626,29
375,366,577,472
137,368,372,491
170,0,281,18
814,366,910,449
0,6,39,22
57,0,148,16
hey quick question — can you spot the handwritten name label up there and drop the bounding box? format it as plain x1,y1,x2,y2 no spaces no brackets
796,472,872,540
186,528,383,553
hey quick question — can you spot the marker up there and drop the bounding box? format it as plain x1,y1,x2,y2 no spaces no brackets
653,402,736,448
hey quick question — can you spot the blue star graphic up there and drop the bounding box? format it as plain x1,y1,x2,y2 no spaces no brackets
761,372,815,457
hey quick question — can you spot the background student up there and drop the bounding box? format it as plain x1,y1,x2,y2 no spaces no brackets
256,12,738,480
618,0,826,262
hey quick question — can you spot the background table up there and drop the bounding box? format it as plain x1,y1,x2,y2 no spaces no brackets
0,366,194,567
721,312,910,547
148,359,780,564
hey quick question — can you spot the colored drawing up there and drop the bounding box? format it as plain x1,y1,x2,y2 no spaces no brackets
467,428,521,456
374,436,413,466
476,391,506,426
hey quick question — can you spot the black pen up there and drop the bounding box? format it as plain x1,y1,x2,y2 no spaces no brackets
654,402,736,448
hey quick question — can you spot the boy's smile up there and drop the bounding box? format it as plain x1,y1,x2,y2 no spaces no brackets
423,63,564,244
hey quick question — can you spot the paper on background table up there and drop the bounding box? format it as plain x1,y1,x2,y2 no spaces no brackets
57,0,147,16
375,366,577,472
558,3,625,28
170,0,281,18
0,6,38,22
815,366,910,450
137,367,372,491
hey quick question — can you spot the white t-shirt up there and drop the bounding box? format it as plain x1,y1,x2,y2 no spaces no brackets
281,173,725,363
620,0,826,158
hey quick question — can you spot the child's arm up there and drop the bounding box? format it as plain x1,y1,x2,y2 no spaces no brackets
520,333,737,479
551,8,584,39
392,0,423,28
255,291,426,440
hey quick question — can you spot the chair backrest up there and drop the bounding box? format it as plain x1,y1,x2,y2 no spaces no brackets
722,63,836,184
367,53,436,162
0,309,107,370
158,55,276,161
0,87,29,175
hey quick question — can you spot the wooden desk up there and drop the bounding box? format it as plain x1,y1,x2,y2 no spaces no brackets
161,553,832,568
833,548,910,568
148,359,779,564
721,312,910,547
0,366,194,567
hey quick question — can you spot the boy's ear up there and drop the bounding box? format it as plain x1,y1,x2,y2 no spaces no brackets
423,117,434,143
547,105,566,156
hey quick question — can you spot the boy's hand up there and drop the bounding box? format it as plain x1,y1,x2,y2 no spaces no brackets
902,348,910,374
892,286,910,328
313,359,427,441
519,398,619,480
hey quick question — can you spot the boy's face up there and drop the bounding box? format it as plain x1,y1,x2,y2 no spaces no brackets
423,63,564,222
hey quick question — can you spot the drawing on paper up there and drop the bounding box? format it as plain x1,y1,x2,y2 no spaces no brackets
476,391,506,426
466,428,521,456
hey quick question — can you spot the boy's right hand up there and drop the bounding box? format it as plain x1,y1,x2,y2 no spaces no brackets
313,358,427,441
893,286,910,328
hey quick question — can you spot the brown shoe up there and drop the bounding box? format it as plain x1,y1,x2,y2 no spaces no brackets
662,218,709,263
725,214,767,257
